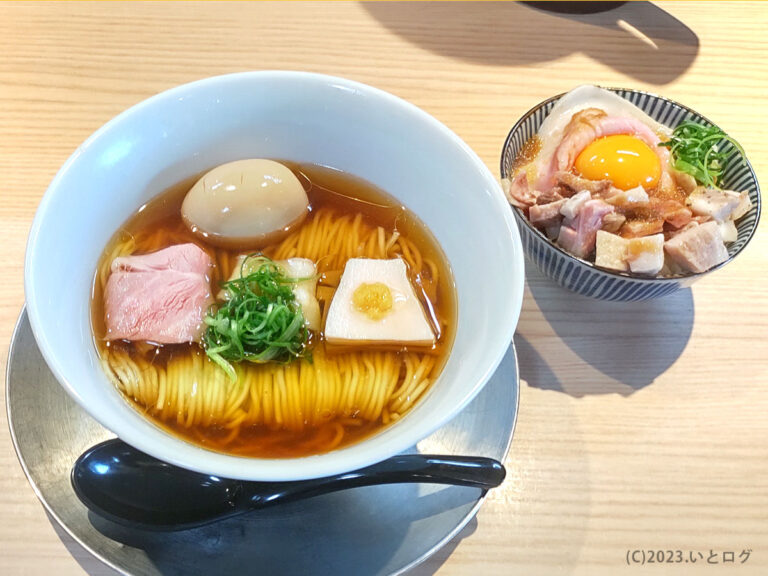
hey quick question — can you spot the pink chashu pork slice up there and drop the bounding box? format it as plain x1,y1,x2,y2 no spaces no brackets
104,243,213,344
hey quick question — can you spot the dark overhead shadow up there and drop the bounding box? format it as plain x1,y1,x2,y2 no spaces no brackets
524,1,627,14
516,260,695,396
363,1,699,85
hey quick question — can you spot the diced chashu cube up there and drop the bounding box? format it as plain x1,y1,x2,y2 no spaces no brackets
559,190,591,220
595,231,665,275
687,188,752,222
557,199,614,259
664,221,729,273
626,234,665,275
324,258,435,346
603,185,650,209
595,230,629,271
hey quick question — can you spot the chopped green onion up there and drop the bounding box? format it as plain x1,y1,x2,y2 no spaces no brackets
659,120,745,188
202,255,311,381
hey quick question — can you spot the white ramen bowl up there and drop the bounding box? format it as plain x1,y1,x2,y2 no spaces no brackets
25,72,524,481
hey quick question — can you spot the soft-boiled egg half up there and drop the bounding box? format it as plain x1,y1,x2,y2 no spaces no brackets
182,159,309,249
324,258,435,347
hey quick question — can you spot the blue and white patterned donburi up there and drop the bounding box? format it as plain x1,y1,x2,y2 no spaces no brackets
500,88,761,301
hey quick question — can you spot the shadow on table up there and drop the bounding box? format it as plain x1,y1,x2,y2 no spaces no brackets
407,516,478,576
48,511,120,576
516,260,695,397
363,1,698,85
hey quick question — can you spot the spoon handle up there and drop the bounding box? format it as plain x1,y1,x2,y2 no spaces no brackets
241,454,506,509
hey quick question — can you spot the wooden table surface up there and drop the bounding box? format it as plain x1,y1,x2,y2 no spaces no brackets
1,2,766,575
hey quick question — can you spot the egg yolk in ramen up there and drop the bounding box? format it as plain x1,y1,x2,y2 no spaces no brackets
574,134,661,190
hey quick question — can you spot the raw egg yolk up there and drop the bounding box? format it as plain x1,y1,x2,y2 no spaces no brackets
574,134,661,190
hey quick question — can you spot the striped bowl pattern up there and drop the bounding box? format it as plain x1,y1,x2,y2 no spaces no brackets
500,88,761,302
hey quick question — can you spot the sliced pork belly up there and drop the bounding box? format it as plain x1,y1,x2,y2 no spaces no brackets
104,243,213,344
555,171,612,196
529,199,566,228
502,170,537,209
601,212,626,233
655,199,693,229
664,221,728,273
535,186,565,205
503,170,568,210
621,219,664,238
557,199,614,258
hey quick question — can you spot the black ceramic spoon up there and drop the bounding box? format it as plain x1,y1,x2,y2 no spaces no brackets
72,438,506,531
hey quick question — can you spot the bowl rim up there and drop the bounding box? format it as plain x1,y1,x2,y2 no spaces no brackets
24,70,524,480
499,86,762,282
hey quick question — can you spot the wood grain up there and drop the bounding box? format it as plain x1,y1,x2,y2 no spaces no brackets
1,2,766,575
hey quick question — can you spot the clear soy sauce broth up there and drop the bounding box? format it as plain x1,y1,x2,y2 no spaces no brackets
92,162,456,458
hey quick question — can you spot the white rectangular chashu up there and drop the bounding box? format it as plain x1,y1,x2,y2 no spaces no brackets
224,255,321,331
324,258,435,346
